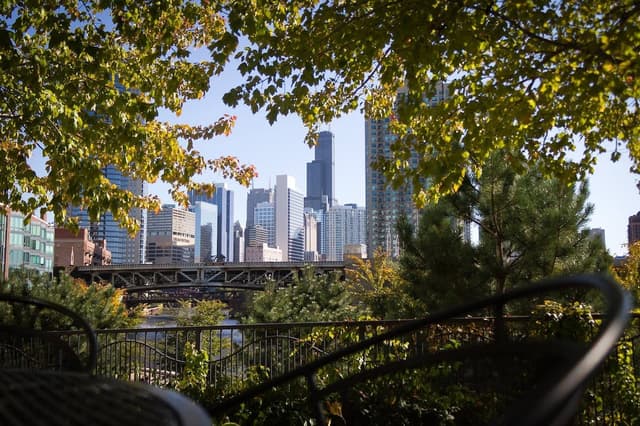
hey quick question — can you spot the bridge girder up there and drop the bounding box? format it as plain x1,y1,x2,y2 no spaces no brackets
71,262,347,292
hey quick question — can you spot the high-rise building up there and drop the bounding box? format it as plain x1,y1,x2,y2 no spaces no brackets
189,201,218,263
245,243,283,262
1,209,54,277
246,188,273,229
305,208,326,257
68,165,146,264
628,212,640,248
305,131,336,211
303,211,319,260
365,83,448,257
325,204,367,261
589,227,607,251
245,224,269,248
0,208,7,280
254,201,276,248
246,187,273,253
146,204,195,264
188,183,234,262
275,175,305,261
233,221,244,262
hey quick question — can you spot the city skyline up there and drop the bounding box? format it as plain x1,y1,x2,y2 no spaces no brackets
151,94,637,258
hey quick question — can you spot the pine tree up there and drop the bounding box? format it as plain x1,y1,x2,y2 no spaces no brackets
398,151,611,311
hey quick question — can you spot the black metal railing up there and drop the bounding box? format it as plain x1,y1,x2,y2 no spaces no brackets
45,314,640,424
84,315,638,381
92,320,410,387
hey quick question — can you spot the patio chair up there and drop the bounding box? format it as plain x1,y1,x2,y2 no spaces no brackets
210,274,632,425
0,293,98,373
0,294,215,426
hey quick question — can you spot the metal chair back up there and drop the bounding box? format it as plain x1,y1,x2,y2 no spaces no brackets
0,294,98,373
211,274,632,425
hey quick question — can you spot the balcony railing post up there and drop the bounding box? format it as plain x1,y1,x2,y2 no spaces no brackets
194,329,201,351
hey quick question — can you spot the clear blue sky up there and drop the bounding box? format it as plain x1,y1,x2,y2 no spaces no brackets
148,60,638,258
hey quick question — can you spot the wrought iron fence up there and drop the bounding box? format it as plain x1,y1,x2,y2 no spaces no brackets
86,316,639,383
92,320,412,387
49,315,640,423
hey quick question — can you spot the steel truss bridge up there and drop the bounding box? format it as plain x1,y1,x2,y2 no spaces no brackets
70,262,347,295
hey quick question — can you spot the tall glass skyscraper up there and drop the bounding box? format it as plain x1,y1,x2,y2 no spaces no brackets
275,175,305,261
254,201,276,248
246,188,273,229
305,130,336,211
365,83,448,257
68,165,146,264
190,201,218,263
188,183,234,262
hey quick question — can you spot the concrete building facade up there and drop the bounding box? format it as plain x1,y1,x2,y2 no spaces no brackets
245,224,269,249
245,243,283,262
146,205,195,264
303,211,319,259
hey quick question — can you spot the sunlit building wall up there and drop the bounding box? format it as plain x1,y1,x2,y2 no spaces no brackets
3,210,54,276
275,175,305,261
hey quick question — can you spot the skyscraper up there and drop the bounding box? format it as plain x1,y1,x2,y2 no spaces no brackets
245,224,269,249
254,201,276,248
68,165,146,264
246,188,273,229
190,201,218,263
628,212,640,248
305,208,326,257
146,204,195,264
589,228,607,251
188,183,234,262
275,175,305,261
233,221,244,262
303,211,319,260
246,187,274,254
305,130,336,211
325,204,367,261
365,83,448,257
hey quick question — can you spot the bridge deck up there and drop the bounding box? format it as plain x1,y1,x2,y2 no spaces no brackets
71,262,347,293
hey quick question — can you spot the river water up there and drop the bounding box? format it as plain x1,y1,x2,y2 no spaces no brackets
139,314,239,329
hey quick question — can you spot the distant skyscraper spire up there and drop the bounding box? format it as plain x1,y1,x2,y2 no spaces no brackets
305,130,336,211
